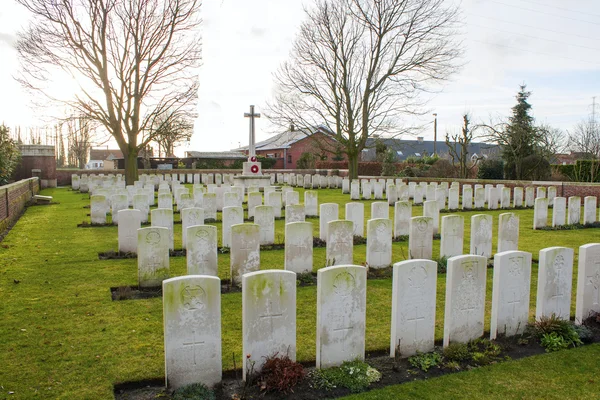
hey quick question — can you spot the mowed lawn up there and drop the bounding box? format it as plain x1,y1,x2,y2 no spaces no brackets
1,186,599,399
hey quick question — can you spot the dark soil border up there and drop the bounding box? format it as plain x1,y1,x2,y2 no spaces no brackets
113,320,600,400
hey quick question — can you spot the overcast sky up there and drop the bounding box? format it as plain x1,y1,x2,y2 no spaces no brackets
1,0,599,155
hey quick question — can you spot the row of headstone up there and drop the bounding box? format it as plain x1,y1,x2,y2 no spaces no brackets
162,243,600,389
534,195,598,229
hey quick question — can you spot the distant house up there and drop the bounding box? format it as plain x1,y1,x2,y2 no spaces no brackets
233,125,345,169
86,148,124,170
360,137,500,162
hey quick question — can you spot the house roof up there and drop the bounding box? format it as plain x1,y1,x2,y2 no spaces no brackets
233,126,333,152
186,151,247,159
361,138,499,161
89,148,123,161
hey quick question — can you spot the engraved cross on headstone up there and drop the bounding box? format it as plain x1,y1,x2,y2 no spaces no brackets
244,105,261,160
260,299,283,341
588,262,600,306
406,303,426,341
183,329,205,366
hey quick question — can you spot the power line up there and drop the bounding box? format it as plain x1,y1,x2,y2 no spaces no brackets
488,0,600,26
469,23,600,52
467,13,600,43
469,38,600,66
516,0,600,19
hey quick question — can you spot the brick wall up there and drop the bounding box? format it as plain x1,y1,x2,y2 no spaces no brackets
0,178,40,234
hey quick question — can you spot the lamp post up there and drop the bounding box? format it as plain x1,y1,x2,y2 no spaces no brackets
433,113,438,156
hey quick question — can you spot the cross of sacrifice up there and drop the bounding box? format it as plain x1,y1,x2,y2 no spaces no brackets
260,300,283,341
244,105,261,161
183,329,205,366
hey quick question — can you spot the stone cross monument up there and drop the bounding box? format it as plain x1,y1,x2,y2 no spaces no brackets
242,105,263,175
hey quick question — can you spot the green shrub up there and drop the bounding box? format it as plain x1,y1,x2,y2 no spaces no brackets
172,383,216,400
532,315,583,350
436,256,448,274
477,159,504,179
573,324,594,343
309,360,380,393
442,343,470,362
408,351,443,372
540,332,570,352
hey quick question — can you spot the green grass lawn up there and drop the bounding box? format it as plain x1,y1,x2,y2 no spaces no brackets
1,186,599,399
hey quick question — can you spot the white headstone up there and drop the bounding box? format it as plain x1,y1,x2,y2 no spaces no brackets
285,191,299,206
151,208,174,250
393,201,411,238
342,178,350,194
448,187,459,210
181,208,205,250
568,196,581,225
158,193,173,210
255,205,275,245
163,275,221,389
409,217,433,260
285,204,305,224
525,187,535,207
548,186,557,206
373,182,384,200
304,191,318,217
490,251,532,339
497,212,519,253
203,193,217,221
186,225,218,276
90,194,108,224
230,224,260,286
285,222,313,274
575,243,600,323
470,214,492,258
552,197,567,227
513,187,523,207
370,201,389,220
533,197,549,229
320,203,340,241
462,185,472,210
583,196,597,225
366,218,392,269
536,247,574,320
326,220,354,266
222,206,244,248
390,259,437,357
474,187,485,209
247,192,262,219
443,255,487,346
118,209,142,253
267,192,283,218
316,265,366,368
362,182,372,200
345,202,364,237
536,187,546,199
440,215,464,258
138,227,170,288
423,200,439,235
242,270,296,380
350,181,360,200
500,187,511,209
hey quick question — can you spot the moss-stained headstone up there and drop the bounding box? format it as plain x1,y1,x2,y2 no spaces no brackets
440,215,464,259
536,246,574,320
151,208,174,251
345,202,364,237
490,250,532,340
181,207,205,250
367,218,392,269
443,255,487,347
285,204,305,224
230,224,260,286
316,265,366,369
222,206,244,248
242,270,296,380
319,203,339,241
326,220,353,266
394,201,411,238
470,214,492,258
163,275,222,389
133,194,149,223
186,225,217,276
137,227,170,288
110,194,128,225
391,259,437,358
266,192,282,218
284,222,313,274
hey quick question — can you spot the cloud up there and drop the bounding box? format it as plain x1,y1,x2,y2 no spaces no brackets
0,32,16,48
250,26,266,37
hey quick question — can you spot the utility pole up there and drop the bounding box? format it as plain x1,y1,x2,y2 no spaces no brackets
433,113,438,155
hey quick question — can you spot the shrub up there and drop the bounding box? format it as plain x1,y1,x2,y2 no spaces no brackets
532,315,583,350
309,360,380,393
425,159,457,178
408,351,443,372
436,256,448,274
477,159,504,180
442,343,470,362
257,353,305,393
297,152,316,169
540,332,569,352
172,383,216,400
572,325,594,344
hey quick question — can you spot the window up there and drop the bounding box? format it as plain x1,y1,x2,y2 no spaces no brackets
287,154,292,163
396,151,403,156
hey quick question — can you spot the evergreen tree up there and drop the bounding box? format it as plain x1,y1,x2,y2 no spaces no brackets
503,85,536,179
0,125,21,185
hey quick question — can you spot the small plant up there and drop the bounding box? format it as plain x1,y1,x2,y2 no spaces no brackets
436,256,448,274
443,360,461,371
540,332,569,352
112,286,134,300
296,272,315,286
172,383,216,400
442,343,470,362
309,359,380,393
408,351,443,372
257,352,305,393
470,351,491,366
532,315,583,349
572,324,594,343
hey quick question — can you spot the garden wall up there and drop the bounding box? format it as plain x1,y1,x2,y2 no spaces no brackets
0,178,40,234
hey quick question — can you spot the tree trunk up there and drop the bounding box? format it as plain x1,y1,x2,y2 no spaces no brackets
348,152,359,180
124,149,139,185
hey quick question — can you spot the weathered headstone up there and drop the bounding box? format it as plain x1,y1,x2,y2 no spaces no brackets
326,220,354,266
316,265,366,368
440,215,464,258
500,187,511,209
222,206,244,248
490,250,532,339
362,182,372,200
342,178,350,194
181,207,205,250
285,204,305,224
548,186,557,206
535,247,574,320
575,243,600,324
284,222,313,274
111,194,129,225
305,191,318,217
533,197,549,229
497,212,519,253
387,184,398,206
320,203,340,241
568,196,581,225
462,185,472,210
435,188,446,211
371,201,389,220
474,187,485,209
151,208,174,250
390,259,437,357
552,197,566,227
413,184,424,205
138,227,170,288
247,192,262,219
345,202,364,237
536,187,546,199
255,205,275,245
443,255,487,347
583,196,597,225
423,200,439,234
409,217,433,260
393,201,411,238
203,193,217,221
163,275,221,389
448,187,459,210
366,218,392,269
90,194,108,224
118,209,142,253
158,193,173,210
242,270,296,380
350,181,360,200
513,187,523,207
373,182,384,200
285,191,299,206
488,187,499,210
470,214,492,258
186,225,218,275
230,224,260,286
525,187,535,207
267,192,283,218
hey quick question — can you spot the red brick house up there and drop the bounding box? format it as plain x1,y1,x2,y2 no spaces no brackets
233,125,345,169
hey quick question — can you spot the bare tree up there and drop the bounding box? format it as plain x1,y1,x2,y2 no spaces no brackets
568,116,600,158
445,114,481,179
266,0,462,179
64,115,96,169
150,109,194,157
15,0,201,184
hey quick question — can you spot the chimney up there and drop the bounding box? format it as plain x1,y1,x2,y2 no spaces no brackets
417,136,424,143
